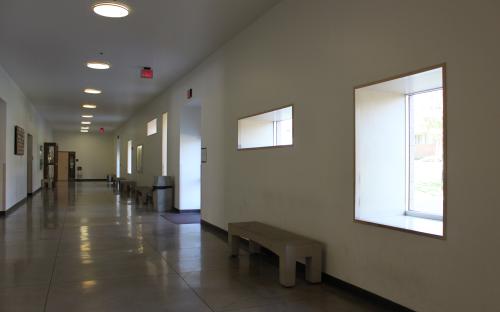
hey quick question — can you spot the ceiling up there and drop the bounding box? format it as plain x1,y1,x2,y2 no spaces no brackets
0,0,280,132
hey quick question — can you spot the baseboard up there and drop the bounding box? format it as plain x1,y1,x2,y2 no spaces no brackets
0,197,27,217
200,219,413,312
201,219,229,242
28,186,42,196
75,179,107,182
171,207,201,214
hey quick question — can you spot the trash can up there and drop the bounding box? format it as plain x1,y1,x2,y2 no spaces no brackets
152,176,174,212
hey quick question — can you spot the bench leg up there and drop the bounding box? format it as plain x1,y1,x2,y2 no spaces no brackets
228,234,240,257
305,252,322,284
248,241,261,254
279,254,296,287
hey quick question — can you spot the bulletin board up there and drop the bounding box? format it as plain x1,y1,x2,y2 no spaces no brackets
14,126,25,155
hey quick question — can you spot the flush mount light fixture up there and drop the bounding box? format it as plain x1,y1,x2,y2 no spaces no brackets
81,121,92,125
93,2,130,18
82,104,97,109
81,126,90,130
82,115,94,118
84,88,102,94
81,129,89,133
86,61,111,70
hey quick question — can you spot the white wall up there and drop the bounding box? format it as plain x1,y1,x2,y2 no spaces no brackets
0,65,53,211
355,89,406,219
114,57,226,212
114,1,500,310
179,105,201,210
53,131,114,180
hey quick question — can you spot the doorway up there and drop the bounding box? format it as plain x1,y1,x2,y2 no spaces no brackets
179,103,201,211
68,152,76,181
57,151,69,181
27,133,33,194
0,98,6,210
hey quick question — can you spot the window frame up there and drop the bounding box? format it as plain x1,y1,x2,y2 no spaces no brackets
147,118,158,136
404,88,444,221
353,64,447,239
127,140,133,175
162,112,168,176
237,104,294,151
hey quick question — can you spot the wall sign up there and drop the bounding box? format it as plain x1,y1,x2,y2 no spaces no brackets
14,126,25,155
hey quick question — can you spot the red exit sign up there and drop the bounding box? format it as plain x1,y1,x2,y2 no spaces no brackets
141,67,153,79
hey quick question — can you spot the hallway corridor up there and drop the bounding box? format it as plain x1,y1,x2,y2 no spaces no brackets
0,183,393,312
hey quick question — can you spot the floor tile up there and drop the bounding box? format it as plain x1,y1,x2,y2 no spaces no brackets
0,182,404,312
0,284,48,312
45,275,211,312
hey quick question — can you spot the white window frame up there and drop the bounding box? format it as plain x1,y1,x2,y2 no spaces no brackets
127,140,133,174
237,105,294,150
162,112,168,175
354,64,447,238
404,88,444,221
147,118,157,136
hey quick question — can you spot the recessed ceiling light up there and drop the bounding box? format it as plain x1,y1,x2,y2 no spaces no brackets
84,88,102,94
93,2,130,18
82,115,94,118
82,104,97,109
81,129,89,133
81,121,92,125
86,61,111,70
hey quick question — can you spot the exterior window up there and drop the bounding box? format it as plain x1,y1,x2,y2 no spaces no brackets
406,89,444,218
355,65,446,237
238,105,293,150
127,140,132,174
116,137,121,178
162,113,168,175
147,119,157,136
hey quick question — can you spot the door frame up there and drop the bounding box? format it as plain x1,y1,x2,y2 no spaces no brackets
0,98,6,210
68,152,76,181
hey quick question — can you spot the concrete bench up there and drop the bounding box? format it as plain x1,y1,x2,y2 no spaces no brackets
228,221,322,287
135,186,152,205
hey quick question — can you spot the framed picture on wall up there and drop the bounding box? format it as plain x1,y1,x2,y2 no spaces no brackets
14,126,25,155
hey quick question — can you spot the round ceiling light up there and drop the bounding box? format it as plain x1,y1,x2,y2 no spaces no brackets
84,88,102,94
82,115,94,118
81,121,92,125
93,2,130,18
81,129,89,133
82,104,97,109
86,61,111,70
81,126,90,130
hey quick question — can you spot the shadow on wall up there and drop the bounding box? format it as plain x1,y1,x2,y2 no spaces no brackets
0,98,6,211
179,101,201,211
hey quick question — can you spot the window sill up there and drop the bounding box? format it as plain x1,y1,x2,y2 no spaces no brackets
355,214,443,237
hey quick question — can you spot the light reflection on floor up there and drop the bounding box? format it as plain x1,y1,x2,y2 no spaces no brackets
0,182,399,312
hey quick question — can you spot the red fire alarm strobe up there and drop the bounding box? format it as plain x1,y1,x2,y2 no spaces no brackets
99,127,105,134
141,67,153,79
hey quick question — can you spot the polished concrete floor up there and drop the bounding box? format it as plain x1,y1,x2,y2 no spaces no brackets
0,182,398,312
